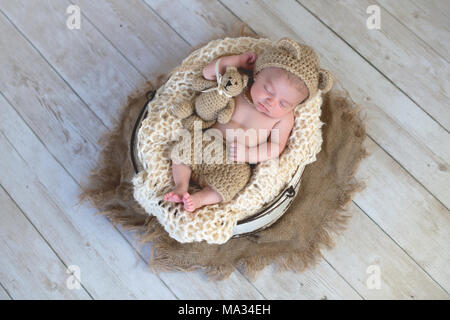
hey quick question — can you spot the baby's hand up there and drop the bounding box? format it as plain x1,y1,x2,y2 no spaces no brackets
239,52,257,70
228,140,248,163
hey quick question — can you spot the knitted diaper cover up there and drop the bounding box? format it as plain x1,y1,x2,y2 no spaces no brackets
170,127,252,203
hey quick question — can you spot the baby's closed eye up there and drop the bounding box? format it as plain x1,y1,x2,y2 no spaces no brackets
264,85,291,108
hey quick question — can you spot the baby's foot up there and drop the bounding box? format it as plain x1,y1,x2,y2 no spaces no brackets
182,192,201,213
164,185,187,203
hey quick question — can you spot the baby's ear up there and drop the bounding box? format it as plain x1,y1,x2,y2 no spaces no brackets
318,68,333,93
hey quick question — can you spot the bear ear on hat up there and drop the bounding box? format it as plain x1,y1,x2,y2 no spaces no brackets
277,37,302,59
318,68,333,93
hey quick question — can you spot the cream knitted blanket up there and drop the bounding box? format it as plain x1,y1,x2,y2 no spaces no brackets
133,37,324,244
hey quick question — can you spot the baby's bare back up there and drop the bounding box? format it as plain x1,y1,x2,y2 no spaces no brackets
211,92,279,147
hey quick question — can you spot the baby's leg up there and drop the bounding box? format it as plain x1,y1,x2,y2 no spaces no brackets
164,162,192,203
182,185,223,212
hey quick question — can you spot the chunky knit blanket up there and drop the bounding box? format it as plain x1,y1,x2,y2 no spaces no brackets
133,37,324,244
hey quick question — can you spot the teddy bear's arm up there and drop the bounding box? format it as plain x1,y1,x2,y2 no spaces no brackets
192,76,218,91
217,98,235,124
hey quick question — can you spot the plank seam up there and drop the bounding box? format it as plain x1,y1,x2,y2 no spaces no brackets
0,181,94,299
296,0,449,133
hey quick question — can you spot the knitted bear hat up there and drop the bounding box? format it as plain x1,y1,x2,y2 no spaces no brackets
253,37,334,108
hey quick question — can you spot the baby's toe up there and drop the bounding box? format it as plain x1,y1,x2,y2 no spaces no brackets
184,202,194,212
183,193,196,211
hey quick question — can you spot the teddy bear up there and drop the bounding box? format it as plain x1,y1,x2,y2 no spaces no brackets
170,65,249,130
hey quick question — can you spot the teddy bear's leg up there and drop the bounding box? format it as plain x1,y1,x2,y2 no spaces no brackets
201,119,216,129
171,101,195,119
217,98,235,124
181,114,215,130
181,115,198,130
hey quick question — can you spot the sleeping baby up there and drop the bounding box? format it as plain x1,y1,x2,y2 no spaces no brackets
164,38,333,213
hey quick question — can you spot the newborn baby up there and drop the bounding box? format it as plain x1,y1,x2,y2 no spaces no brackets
164,38,332,213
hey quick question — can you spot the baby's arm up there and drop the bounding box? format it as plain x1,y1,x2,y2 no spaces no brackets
203,52,256,80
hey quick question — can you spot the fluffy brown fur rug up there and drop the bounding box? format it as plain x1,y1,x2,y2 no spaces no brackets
79,75,368,280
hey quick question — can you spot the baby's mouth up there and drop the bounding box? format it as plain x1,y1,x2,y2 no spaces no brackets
258,102,268,112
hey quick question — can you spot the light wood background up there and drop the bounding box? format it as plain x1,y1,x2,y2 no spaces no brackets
0,0,448,300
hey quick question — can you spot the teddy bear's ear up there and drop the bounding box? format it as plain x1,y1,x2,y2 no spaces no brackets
277,37,302,59
318,68,333,93
241,74,249,88
225,66,238,73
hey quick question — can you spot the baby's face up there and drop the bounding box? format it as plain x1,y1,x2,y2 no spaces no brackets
250,67,308,119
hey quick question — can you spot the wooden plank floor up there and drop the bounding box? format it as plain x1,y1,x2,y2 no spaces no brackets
0,0,448,300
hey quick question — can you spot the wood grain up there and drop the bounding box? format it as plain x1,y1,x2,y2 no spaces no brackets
0,184,91,299
377,0,450,61
0,92,178,299
300,0,450,130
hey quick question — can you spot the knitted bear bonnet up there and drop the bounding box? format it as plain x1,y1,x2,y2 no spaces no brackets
252,37,333,108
